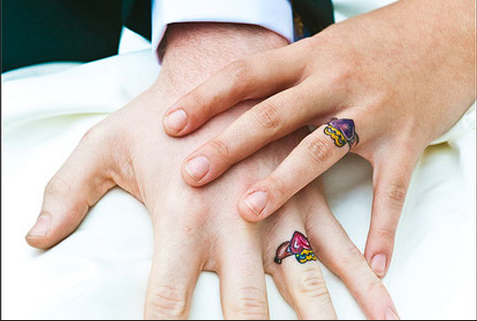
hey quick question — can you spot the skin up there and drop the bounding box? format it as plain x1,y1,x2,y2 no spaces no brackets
25,24,399,319
163,0,476,278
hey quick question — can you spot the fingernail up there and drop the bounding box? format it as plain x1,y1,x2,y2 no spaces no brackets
243,191,268,215
165,109,187,132
185,156,210,181
370,253,387,277
385,308,400,320
27,214,51,237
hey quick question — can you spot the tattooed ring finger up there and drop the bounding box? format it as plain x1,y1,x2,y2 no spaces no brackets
270,229,337,320
323,117,359,150
274,231,317,265
239,117,359,221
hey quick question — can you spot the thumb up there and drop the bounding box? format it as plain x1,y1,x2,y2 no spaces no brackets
26,126,116,249
365,149,419,278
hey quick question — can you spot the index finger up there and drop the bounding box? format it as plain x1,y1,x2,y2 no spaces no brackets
162,43,307,136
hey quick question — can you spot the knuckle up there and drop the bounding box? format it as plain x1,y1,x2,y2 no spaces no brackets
349,272,388,309
227,59,253,93
80,127,96,144
250,101,282,132
187,90,206,113
79,121,119,154
367,89,395,113
364,277,386,299
305,135,333,163
295,267,330,300
385,181,408,210
158,193,209,231
183,198,209,230
229,286,268,319
208,138,230,160
374,226,396,247
80,122,107,145
268,175,290,200
145,285,188,319
228,59,251,83
44,175,71,196
333,63,356,85
338,242,364,269
326,56,359,89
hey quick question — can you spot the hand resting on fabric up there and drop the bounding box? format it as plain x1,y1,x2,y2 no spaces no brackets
25,23,398,319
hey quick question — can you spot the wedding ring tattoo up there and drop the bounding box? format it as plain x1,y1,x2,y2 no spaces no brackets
273,121,357,265
324,118,359,148
274,231,317,264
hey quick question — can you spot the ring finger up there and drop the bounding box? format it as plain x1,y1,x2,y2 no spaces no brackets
239,117,358,221
217,225,270,319
265,202,336,320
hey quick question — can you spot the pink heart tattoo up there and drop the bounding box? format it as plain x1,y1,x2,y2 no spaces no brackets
274,231,317,264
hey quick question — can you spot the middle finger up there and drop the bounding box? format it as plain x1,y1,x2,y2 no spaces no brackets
217,225,269,319
181,79,334,187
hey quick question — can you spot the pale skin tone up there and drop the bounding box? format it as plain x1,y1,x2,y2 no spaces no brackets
25,24,399,319
164,0,476,278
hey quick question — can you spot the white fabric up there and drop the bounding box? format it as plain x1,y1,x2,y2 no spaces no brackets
118,27,152,55
151,0,294,53
2,1,476,319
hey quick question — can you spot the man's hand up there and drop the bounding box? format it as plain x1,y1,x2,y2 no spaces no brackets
25,23,398,319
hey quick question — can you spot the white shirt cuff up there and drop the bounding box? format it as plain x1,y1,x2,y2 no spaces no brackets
151,0,294,55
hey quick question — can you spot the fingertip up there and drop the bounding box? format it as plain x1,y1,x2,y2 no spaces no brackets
25,234,40,248
365,234,394,278
369,253,387,278
26,213,51,237
238,190,269,222
385,308,400,320
25,204,87,250
181,156,211,187
238,202,261,222
25,214,53,249
25,235,51,250
163,108,188,136
25,231,57,250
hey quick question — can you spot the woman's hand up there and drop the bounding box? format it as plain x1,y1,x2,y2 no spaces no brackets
24,23,398,319
163,0,476,277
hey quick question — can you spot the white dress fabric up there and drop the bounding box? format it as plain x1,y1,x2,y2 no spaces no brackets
2,1,476,319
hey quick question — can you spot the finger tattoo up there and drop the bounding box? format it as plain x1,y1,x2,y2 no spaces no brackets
323,118,359,148
274,231,317,264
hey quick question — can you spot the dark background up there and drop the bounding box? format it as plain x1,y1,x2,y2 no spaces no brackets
1,0,333,72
